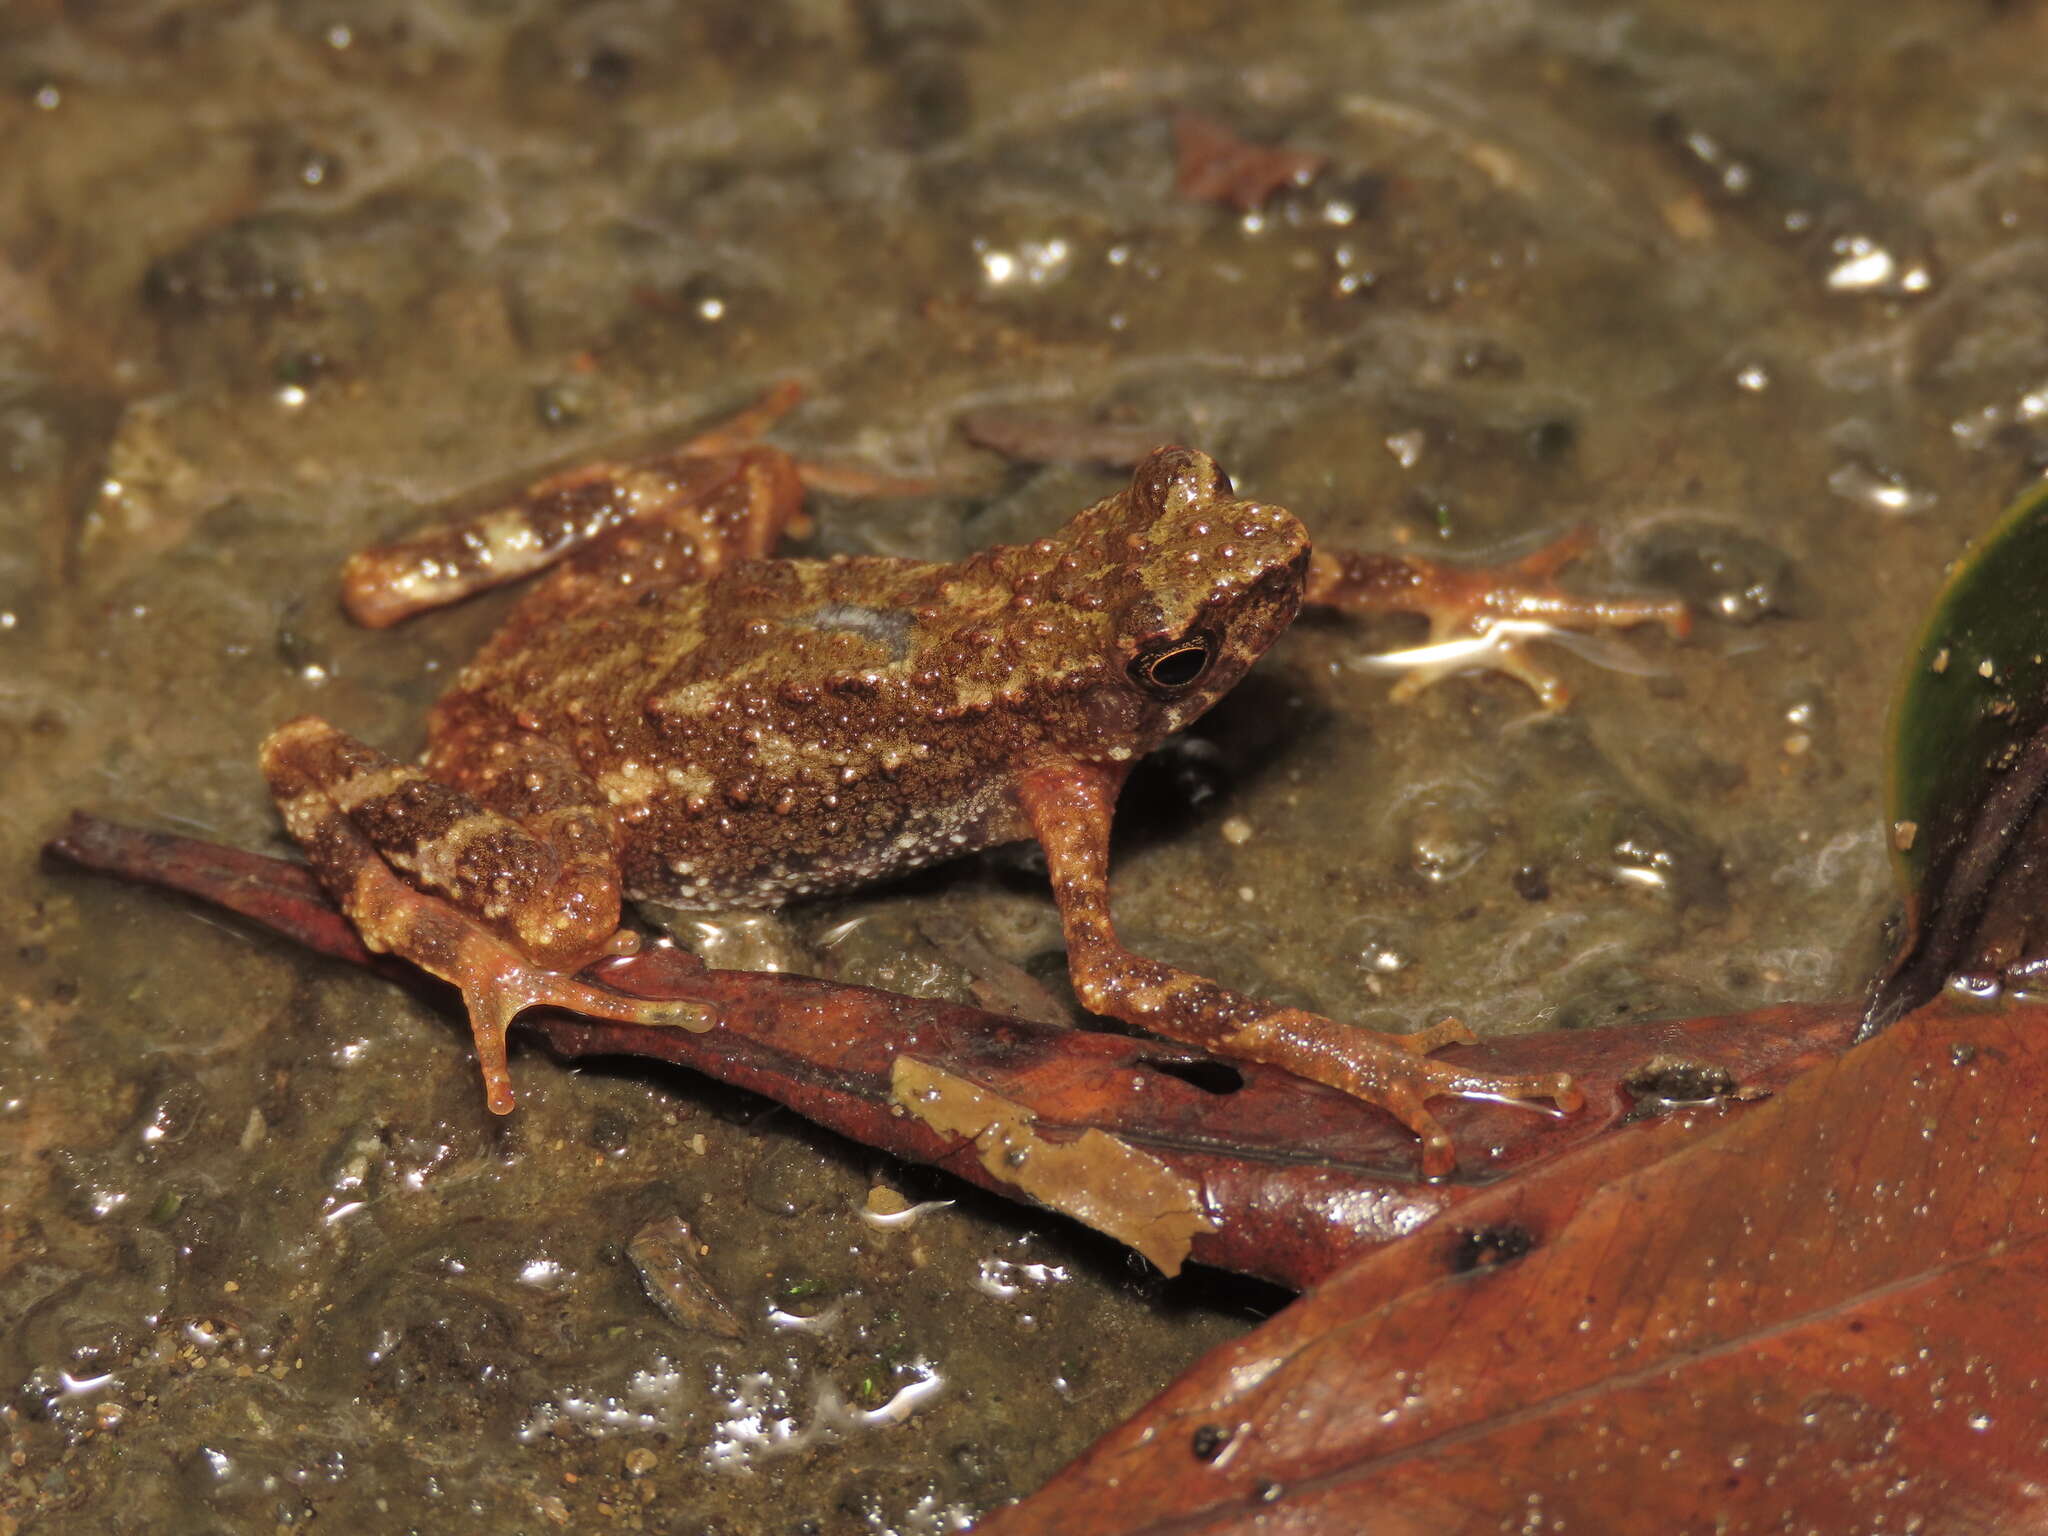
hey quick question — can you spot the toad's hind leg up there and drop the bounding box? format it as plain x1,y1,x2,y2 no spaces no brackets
261,716,710,1113
341,382,812,628
1018,763,1579,1178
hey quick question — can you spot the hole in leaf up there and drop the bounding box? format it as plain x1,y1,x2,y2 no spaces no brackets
1450,1224,1537,1273
1141,1057,1245,1095
1624,1057,1737,1107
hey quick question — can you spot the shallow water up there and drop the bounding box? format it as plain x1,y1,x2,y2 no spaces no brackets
5,0,2045,1529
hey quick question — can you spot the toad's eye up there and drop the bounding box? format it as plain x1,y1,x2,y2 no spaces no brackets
1129,637,1213,695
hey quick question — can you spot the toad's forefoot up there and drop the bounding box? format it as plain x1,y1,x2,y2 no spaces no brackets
1021,761,1581,1180
1306,531,1690,709
1225,1010,1581,1179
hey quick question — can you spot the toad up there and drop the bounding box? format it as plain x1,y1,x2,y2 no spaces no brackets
263,386,1685,1175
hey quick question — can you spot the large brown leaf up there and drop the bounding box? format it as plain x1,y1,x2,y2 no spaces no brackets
986,997,2048,1534
44,813,1857,1291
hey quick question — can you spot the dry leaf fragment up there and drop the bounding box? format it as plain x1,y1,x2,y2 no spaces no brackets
892,1056,1217,1275
1173,110,1326,213
626,1213,747,1338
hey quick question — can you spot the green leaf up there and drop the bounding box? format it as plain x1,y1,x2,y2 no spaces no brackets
1874,477,2048,1028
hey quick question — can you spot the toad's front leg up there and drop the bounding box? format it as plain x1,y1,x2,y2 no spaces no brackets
1017,763,1579,1177
261,717,710,1112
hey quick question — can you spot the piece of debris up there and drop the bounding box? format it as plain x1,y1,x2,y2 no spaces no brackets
892,1056,1217,1275
1173,109,1327,213
626,1213,748,1338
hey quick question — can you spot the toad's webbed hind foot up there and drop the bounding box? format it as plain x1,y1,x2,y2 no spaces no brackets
262,716,713,1112
283,803,711,1113
405,896,713,1114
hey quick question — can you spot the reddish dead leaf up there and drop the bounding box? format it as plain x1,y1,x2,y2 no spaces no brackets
1173,110,1326,213
986,997,2048,1534
45,813,1856,1289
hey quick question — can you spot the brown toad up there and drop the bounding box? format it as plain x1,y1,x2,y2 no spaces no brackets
264,386,1684,1175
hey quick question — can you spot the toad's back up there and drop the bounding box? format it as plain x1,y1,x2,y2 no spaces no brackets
427,547,1129,906
423,452,1311,908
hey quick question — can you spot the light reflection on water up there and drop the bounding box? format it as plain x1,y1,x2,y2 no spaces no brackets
974,1257,1070,1301
517,1357,693,1442
515,1351,950,1477
702,1358,947,1471
12,0,2036,1528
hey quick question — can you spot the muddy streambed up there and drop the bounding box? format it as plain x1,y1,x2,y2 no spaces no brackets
6,1,2047,1530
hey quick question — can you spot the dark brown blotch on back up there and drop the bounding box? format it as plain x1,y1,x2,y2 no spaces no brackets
348,777,476,855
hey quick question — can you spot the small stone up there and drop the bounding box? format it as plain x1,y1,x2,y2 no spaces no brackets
864,1184,912,1217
